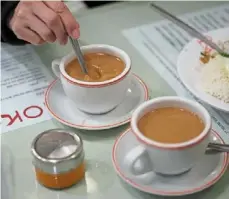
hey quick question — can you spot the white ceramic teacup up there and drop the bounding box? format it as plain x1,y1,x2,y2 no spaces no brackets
124,96,212,184
52,44,131,114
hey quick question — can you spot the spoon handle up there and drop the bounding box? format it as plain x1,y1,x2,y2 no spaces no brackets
69,38,88,74
208,143,229,153
150,3,225,55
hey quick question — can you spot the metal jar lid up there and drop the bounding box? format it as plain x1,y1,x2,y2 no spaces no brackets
31,129,84,174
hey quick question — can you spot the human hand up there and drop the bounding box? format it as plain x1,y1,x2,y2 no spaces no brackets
9,1,80,45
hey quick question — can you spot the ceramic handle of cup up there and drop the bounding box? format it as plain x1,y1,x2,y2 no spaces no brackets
51,59,61,78
124,145,155,185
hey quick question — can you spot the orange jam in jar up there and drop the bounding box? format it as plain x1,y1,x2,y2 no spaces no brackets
31,129,85,189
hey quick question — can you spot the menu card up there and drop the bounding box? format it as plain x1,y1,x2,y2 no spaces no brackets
0,44,54,133
122,5,229,142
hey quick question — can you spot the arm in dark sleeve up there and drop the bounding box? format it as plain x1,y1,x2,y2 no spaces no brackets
1,1,27,45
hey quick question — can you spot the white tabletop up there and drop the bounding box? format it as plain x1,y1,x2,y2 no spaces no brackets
2,2,229,199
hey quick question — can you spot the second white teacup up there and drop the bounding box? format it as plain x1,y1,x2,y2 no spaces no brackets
52,44,131,114
124,97,212,184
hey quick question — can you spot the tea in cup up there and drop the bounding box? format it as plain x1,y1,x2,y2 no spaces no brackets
124,97,211,184
52,44,131,114
65,52,125,82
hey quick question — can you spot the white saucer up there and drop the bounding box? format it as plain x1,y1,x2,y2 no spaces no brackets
45,74,149,130
112,129,229,196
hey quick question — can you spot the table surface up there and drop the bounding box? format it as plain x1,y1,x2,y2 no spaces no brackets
2,2,229,199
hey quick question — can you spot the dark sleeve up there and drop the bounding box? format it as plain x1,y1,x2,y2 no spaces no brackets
1,1,27,45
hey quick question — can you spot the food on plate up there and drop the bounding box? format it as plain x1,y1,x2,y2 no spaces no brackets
226,58,229,74
199,51,215,64
200,54,229,103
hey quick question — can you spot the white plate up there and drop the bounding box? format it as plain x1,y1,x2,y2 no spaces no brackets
45,74,149,130
112,128,229,196
177,28,229,112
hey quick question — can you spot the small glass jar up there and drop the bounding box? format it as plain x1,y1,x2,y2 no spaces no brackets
31,129,85,189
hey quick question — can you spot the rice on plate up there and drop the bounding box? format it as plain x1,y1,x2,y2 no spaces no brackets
200,43,229,103
177,27,229,112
